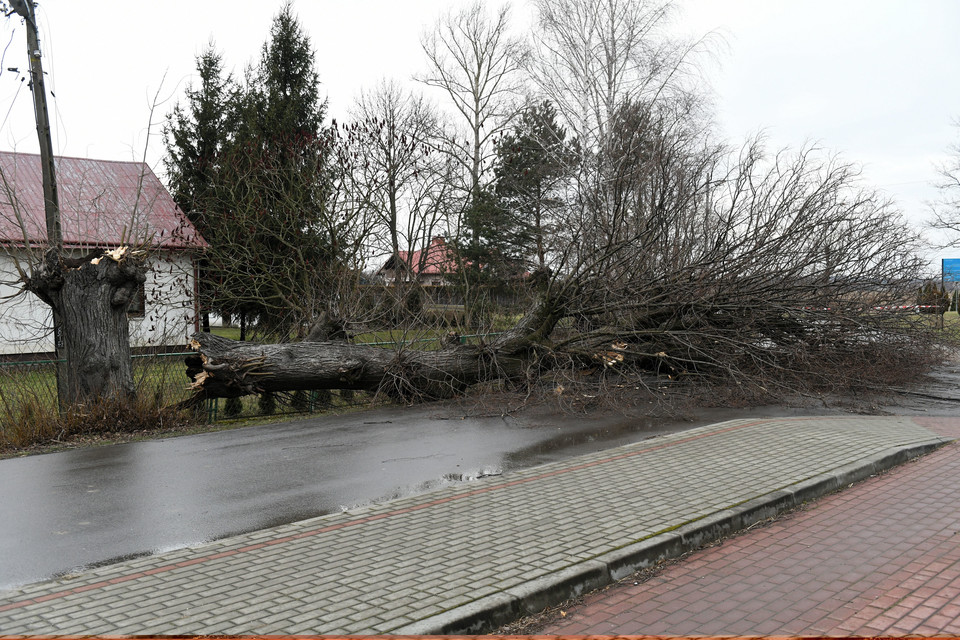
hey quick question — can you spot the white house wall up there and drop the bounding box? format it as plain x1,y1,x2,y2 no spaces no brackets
128,251,199,351
0,251,198,355
0,252,51,354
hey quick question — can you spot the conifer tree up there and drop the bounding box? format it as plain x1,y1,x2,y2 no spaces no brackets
163,43,235,225
493,101,576,271
194,2,338,339
248,1,325,147
163,43,236,330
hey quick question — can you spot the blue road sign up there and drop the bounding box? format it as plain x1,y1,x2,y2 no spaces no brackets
943,258,960,282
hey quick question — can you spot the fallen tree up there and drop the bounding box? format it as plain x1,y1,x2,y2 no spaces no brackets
183,138,940,407
185,293,567,402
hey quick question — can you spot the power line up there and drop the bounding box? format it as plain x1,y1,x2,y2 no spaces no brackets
0,71,24,130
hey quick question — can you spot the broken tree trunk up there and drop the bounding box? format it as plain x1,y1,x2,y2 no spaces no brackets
185,294,566,402
26,247,146,406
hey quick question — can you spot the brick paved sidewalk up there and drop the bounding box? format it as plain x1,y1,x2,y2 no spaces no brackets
543,416,960,636
0,416,948,635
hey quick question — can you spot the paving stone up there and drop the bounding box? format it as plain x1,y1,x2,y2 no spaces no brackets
0,416,946,635
546,420,960,636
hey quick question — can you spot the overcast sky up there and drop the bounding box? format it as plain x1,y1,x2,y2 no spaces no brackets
1,0,958,265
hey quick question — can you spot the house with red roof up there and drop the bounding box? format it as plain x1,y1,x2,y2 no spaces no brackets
377,236,459,287
0,151,207,354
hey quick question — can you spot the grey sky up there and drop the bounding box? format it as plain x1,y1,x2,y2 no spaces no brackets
681,0,960,257
1,0,957,265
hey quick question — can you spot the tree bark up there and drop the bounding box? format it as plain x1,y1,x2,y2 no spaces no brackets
186,333,520,401
26,248,146,405
185,295,563,402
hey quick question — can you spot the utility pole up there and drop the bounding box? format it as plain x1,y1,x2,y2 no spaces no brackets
10,0,65,408
11,0,60,252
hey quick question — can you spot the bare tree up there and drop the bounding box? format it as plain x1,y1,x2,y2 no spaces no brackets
522,0,716,281
526,0,702,146
347,81,451,274
418,0,526,200
928,122,960,246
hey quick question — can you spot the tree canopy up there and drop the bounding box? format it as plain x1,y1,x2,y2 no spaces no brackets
165,2,342,339
171,0,939,408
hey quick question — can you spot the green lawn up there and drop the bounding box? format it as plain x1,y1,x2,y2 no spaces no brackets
210,326,242,340
209,325,505,350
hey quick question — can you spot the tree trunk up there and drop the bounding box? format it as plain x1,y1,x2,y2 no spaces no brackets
185,295,564,403
185,333,519,401
26,248,145,406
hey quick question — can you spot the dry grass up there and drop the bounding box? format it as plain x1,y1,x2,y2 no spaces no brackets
0,354,199,452
0,392,197,452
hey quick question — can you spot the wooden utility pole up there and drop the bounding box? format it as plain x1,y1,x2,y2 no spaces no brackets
13,0,60,251
11,0,65,407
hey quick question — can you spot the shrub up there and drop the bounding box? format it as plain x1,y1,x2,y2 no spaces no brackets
918,281,950,314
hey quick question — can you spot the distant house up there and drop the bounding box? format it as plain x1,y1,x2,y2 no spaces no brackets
0,151,207,355
377,236,458,287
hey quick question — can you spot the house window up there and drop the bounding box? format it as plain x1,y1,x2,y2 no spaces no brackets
127,281,146,317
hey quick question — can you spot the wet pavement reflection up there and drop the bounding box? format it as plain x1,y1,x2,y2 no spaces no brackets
0,399,881,591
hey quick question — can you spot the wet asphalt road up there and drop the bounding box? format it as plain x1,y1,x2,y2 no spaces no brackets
0,403,715,591
4,375,959,593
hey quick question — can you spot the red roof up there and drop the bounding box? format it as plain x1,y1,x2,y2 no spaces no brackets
390,236,458,275
0,151,206,250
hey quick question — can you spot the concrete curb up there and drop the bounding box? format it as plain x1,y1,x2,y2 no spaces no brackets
393,436,951,635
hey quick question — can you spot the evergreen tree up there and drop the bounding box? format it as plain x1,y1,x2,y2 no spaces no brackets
164,2,339,339
221,2,338,338
163,42,235,224
492,101,576,271
456,188,525,286
453,102,575,301
249,1,325,146
163,43,237,330
918,281,950,315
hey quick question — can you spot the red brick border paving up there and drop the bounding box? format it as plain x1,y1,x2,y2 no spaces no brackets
543,417,960,636
0,637,784,640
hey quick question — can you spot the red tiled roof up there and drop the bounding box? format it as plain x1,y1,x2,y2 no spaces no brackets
387,236,458,275
0,151,206,250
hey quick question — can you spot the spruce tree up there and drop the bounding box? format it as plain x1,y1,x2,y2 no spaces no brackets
454,102,575,304
492,101,576,271
163,43,235,223
250,1,325,146
458,188,521,288
211,1,337,338
163,43,237,330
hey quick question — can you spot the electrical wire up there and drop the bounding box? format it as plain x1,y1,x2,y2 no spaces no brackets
0,25,21,132
0,27,15,76
0,74,24,130
34,2,67,156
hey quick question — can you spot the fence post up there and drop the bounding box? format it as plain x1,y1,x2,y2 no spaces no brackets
206,397,218,424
